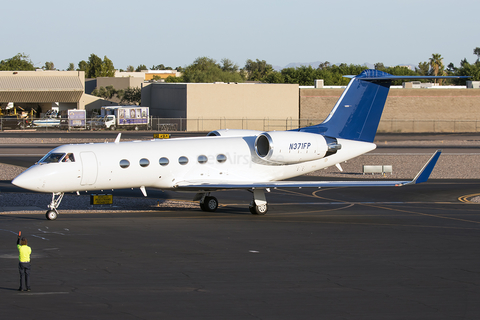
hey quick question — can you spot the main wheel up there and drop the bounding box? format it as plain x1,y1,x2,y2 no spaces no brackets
249,202,268,215
201,196,218,212
46,210,58,220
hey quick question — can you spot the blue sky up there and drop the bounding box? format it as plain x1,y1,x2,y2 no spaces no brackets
2,0,479,70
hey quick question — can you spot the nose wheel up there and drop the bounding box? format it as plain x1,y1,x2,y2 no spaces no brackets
46,209,58,220
46,192,64,220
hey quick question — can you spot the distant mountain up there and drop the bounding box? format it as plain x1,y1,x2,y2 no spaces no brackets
284,61,324,69
272,65,283,71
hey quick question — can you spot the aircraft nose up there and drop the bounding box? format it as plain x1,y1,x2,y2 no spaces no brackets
12,170,42,191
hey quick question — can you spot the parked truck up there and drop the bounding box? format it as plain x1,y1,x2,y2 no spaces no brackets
98,106,150,130
60,109,86,130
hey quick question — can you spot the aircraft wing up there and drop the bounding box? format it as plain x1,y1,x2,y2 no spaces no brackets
175,150,442,191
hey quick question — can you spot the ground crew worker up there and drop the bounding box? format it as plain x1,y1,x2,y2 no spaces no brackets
17,235,32,291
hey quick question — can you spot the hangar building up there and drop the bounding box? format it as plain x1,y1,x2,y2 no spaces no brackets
0,70,119,116
0,70,85,115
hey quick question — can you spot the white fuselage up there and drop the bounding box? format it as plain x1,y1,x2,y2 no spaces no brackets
12,134,376,193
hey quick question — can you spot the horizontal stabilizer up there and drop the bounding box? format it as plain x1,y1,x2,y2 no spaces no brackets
349,69,470,81
175,150,441,190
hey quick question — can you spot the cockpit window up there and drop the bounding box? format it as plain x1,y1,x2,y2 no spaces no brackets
39,153,66,163
62,153,75,162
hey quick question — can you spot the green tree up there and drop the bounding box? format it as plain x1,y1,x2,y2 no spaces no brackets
151,64,165,70
262,63,370,86
87,54,103,78
263,70,284,83
318,61,331,70
474,47,480,62
126,65,134,72
119,87,141,105
0,53,35,71
384,66,417,76
221,58,238,72
135,64,147,72
165,75,184,83
384,65,418,85
67,63,75,71
281,66,318,86
182,57,244,83
81,54,116,78
374,62,386,71
77,60,88,73
43,61,55,70
102,56,115,77
455,58,480,82
446,62,457,75
416,61,430,76
92,85,117,99
243,59,274,81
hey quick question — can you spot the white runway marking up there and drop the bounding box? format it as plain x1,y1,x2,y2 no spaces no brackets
20,292,69,295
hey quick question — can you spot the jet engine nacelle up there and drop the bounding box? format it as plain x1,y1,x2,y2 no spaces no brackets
254,131,341,164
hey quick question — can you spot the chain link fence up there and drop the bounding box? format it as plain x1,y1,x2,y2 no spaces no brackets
2,117,480,133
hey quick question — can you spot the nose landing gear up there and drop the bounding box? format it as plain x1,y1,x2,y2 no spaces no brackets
46,192,64,220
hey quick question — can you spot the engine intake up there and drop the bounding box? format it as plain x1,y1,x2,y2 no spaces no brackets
254,131,340,164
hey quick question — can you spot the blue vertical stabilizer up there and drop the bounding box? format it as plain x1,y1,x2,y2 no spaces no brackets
299,70,392,142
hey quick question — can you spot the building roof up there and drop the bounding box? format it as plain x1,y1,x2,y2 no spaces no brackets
0,75,84,103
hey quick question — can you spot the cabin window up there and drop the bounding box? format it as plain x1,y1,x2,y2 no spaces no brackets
216,154,227,163
178,156,189,165
197,155,208,164
159,157,169,166
139,158,150,167
62,153,75,162
39,153,65,163
119,159,130,168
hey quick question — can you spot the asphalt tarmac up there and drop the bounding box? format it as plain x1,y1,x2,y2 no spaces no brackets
1,132,480,319
1,180,480,319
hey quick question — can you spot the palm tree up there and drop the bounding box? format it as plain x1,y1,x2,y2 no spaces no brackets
429,53,444,84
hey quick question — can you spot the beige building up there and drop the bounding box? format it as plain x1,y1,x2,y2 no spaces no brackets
141,82,300,131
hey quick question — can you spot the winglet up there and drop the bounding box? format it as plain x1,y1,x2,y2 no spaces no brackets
114,133,122,144
408,150,442,185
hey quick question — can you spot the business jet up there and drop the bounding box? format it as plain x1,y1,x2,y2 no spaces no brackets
12,70,465,220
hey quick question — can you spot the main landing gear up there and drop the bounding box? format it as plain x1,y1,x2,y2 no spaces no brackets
248,189,268,215
198,193,219,212
196,189,269,215
46,192,64,220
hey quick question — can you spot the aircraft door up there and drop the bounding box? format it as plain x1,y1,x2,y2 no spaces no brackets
80,151,98,185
